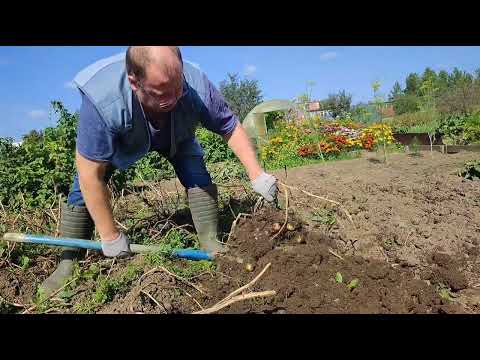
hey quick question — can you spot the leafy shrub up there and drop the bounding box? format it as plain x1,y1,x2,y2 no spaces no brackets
0,101,177,210
459,160,480,180
0,101,77,210
388,110,439,133
438,112,480,145
195,126,235,163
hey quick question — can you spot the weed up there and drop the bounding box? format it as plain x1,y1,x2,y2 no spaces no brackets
312,210,337,227
335,272,343,283
438,287,454,302
347,279,359,290
73,262,143,314
19,255,31,270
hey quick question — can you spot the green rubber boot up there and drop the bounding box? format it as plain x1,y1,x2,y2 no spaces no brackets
187,184,225,255
38,202,94,297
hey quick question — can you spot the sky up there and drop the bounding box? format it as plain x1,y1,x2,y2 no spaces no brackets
1,46,479,140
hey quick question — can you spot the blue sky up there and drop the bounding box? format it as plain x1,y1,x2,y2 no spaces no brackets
1,46,479,140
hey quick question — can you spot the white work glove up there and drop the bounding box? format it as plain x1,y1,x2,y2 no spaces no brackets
251,172,278,203
101,232,131,258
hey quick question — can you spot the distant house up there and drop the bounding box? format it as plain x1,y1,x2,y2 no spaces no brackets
372,101,396,118
298,101,334,120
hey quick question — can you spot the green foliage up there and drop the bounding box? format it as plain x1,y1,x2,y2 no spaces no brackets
438,112,480,145
389,110,439,133
219,73,263,123
115,152,176,190
347,278,359,290
311,209,337,226
459,160,480,180
195,127,235,163
73,263,143,313
0,101,179,211
95,263,143,304
207,159,248,184
265,111,284,130
335,272,343,283
392,94,420,115
0,101,77,210
324,90,352,118
389,67,480,118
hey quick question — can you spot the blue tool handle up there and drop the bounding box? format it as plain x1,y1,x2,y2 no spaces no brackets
2,233,213,261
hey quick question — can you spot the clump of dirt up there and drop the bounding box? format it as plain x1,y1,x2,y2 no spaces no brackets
423,252,469,292
198,207,462,314
98,270,196,314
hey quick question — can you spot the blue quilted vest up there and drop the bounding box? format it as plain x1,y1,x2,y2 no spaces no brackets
73,52,211,170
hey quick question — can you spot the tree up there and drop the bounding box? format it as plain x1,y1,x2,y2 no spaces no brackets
324,90,352,118
219,73,263,123
389,81,403,101
393,94,420,115
437,70,450,92
405,73,421,95
422,67,438,85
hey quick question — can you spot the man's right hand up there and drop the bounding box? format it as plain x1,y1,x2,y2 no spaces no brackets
101,232,132,258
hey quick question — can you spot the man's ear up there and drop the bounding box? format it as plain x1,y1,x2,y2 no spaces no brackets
128,74,139,92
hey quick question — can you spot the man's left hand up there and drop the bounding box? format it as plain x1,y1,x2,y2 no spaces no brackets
251,172,278,203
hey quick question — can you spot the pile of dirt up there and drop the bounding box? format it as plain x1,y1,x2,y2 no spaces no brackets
197,208,462,314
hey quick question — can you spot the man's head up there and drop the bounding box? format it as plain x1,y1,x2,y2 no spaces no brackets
126,46,184,113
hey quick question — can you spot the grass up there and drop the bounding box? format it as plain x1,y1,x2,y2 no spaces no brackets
73,262,144,314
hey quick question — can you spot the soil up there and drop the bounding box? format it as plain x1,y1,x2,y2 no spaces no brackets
1,151,479,314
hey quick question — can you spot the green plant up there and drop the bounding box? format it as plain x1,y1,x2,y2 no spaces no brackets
219,73,263,123
74,263,143,313
459,160,480,180
19,255,31,270
0,102,78,210
347,278,359,290
335,272,343,283
439,289,452,301
195,127,235,163
312,210,336,227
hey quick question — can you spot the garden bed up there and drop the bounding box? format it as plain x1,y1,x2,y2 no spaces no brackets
2,151,480,314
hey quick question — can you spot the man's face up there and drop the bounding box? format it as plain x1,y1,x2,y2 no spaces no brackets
130,61,183,114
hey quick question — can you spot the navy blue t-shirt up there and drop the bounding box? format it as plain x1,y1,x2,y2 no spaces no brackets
76,80,238,163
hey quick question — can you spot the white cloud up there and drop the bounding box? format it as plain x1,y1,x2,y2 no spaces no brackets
244,64,257,76
28,110,48,119
320,51,337,61
64,80,77,89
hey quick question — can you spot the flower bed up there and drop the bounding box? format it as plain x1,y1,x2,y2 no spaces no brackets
260,117,396,168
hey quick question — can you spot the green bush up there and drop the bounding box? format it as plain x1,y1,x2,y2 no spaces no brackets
438,112,480,145
195,126,235,163
0,101,177,211
0,101,77,210
388,110,439,133
459,160,480,180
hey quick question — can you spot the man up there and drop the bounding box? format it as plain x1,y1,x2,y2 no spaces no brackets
40,46,278,295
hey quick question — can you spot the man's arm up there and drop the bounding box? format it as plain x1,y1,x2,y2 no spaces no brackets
76,150,119,241
222,122,262,181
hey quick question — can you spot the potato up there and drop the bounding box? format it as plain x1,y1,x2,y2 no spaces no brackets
294,235,305,244
245,263,255,272
272,222,281,231
286,223,295,231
